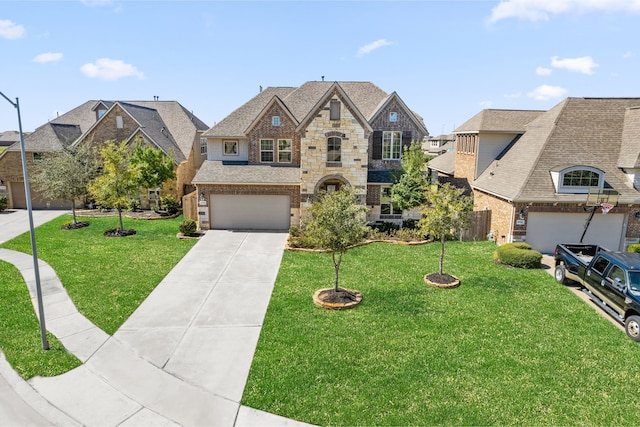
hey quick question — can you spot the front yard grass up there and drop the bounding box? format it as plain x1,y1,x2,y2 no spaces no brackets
243,241,640,426
1,215,197,336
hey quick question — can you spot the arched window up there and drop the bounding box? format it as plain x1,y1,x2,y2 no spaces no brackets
552,166,604,193
327,137,341,162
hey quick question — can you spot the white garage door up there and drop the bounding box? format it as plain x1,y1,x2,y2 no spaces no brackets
210,194,290,230
526,212,625,254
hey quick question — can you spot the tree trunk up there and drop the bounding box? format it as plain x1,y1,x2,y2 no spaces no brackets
117,207,124,231
439,235,445,275
332,251,343,292
71,202,77,224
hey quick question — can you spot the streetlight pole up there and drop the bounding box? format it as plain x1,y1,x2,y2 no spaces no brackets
0,91,49,350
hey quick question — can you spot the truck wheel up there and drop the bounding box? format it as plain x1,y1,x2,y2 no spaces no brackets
625,316,640,342
554,265,567,284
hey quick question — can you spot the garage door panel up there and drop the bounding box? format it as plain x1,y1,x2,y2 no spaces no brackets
526,212,624,254
210,195,290,230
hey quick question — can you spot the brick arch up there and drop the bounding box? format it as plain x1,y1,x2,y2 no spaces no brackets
314,174,351,195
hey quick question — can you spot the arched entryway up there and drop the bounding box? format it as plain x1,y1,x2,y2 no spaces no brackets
314,174,350,195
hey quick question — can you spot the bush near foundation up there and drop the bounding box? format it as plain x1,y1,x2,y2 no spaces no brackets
495,242,542,269
627,244,640,253
0,196,7,212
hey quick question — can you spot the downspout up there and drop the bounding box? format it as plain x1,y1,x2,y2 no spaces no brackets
508,204,515,244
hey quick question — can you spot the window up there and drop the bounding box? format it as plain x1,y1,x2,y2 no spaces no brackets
33,152,44,163
330,100,340,120
608,265,626,288
563,169,600,187
390,112,398,122
278,139,292,163
381,187,401,218
223,140,238,156
200,137,207,155
592,256,610,275
629,272,640,292
272,116,280,126
327,137,341,162
97,109,107,119
116,116,123,129
383,131,402,160
260,139,274,162
554,166,604,194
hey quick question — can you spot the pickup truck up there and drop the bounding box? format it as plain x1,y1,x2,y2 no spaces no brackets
554,243,640,342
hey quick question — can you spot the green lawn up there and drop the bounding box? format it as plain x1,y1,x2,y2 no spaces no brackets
1,215,197,336
243,241,640,426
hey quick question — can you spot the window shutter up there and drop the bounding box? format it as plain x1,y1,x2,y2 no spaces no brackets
372,131,382,160
402,131,412,152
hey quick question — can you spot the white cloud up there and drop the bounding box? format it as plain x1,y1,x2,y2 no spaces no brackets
623,51,635,58
33,52,63,64
488,0,640,24
356,39,393,58
504,92,522,99
551,55,598,74
80,58,145,81
536,66,552,76
0,19,25,39
528,84,567,101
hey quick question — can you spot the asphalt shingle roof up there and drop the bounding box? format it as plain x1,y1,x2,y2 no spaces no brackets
455,109,544,133
192,161,300,184
472,98,640,204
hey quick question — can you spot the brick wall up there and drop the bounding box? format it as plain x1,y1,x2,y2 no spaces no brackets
473,190,514,244
247,104,300,165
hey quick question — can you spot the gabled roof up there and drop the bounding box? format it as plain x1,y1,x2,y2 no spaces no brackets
202,81,404,139
472,98,640,204
455,109,544,133
11,100,208,163
245,95,298,134
369,91,429,136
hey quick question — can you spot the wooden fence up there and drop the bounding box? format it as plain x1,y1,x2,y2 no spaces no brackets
460,210,491,241
182,191,198,222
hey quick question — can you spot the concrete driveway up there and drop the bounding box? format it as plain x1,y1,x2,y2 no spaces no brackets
0,210,312,426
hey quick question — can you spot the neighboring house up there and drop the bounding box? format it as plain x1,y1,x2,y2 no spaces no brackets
423,134,453,157
193,81,429,230
429,98,640,253
0,130,28,147
0,100,208,209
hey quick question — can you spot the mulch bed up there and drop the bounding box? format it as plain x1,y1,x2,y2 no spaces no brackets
61,221,90,230
424,273,460,289
313,287,363,310
104,228,137,237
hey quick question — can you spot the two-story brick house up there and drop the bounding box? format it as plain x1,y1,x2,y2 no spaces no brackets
193,81,429,230
0,100,208,209
429,98,640,253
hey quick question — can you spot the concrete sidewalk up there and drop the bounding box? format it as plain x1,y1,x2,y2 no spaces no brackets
0,210,313,426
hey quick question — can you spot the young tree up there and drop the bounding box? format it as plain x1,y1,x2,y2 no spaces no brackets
31,143,99,224
88,141,140,233
304,187,370,294
391,141,429,211
419,182,473,277
130,144,175,210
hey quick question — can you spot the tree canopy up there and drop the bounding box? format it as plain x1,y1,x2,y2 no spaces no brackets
391,141,429,211
419,182,474,275
130,144,175,210
304,187,370,292
31,143,99,223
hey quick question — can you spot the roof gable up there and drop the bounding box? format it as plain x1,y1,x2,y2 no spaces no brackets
244,96,298,134
369,91,429,136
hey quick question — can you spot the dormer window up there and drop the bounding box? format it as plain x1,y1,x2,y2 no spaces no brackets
551,166,604,194
272,116,280,126
96,109,107,120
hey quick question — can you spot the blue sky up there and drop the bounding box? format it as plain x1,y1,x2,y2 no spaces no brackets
1,0,639,135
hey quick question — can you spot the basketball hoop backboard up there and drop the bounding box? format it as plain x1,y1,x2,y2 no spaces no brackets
586,188,619,207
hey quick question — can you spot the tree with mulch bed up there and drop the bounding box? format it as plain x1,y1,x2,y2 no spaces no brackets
31,142,99,228
88,140,141,237
304,187,369,309
130,144,176,211
420,182,473,287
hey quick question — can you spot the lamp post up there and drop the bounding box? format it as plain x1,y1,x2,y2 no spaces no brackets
0,91,49,350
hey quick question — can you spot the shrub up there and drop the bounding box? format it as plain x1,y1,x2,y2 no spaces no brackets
127,199,141,212
628,244,640,253
161,195,180,214
178,219,197,236
402,218,419,229
0,195,7,212
289,226,302,237
495,242,542,269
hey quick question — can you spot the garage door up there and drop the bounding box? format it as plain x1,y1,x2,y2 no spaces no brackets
210,194,290,230
526,212,625,254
